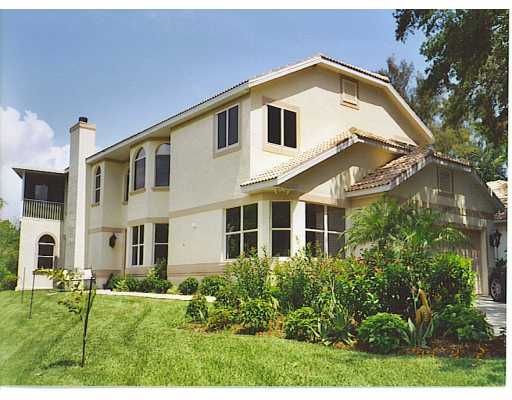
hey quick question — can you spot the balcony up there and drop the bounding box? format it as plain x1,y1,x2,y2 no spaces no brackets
22,199,64,220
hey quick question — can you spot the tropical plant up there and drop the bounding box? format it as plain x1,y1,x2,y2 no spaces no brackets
283,306,318,342
139,267,172,293
239,298,276,333
206,307,237,331
185,294,209,322
225,252,272,301
405,289,434,348
435,304,493,343
199,275,228,297
178,277,199,295
357,313,409,354
314,290,354,346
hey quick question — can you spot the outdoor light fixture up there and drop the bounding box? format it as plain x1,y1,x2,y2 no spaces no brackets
109,233,117,248
489,229,502,249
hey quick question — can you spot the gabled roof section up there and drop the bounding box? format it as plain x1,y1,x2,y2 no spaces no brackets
87,53,433,163
346,148,503,209
240,127,412,191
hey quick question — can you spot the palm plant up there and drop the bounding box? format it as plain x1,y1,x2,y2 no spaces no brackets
345,197,466,254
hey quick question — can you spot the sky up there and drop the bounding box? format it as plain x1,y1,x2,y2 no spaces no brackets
0,10,427,220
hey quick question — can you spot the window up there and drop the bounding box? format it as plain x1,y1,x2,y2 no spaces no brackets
155,144,170,187
305,204,345,257
341,78,358,106
271,201,291,257
131,225,144,266
37,234,55,268
93,166,101,204
267,105,297,148
216,105,239,150
225,203,258,259
34,184,48,201
154,223,169,264
133,148,146,191
438,168,453,193
124,170,129,202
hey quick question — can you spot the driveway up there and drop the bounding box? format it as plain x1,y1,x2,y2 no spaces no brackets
476,296,506,335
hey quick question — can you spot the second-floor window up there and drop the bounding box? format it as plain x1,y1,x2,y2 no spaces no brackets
93,166,101,204
131,225,144,266
124,170,129,202
216,105,239,150
155,143,170,187
133,148,146,191
267,105,297,149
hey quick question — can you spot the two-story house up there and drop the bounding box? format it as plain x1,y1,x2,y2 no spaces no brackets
14,54,503,294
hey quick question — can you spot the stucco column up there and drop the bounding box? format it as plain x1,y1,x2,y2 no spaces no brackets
258,200,271,257
143,222,153,267
291,200,305,255
481,223,492,296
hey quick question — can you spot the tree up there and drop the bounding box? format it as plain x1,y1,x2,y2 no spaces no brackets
394,9,508,148
0,219,19,276
378,55,507,182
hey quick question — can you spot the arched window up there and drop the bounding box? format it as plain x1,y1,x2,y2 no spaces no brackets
94,166,101,204
155,143,170,187
124,169,130,202
133,148,146,190
37,234,55,269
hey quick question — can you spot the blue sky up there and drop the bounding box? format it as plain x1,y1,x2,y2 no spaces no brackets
0,10,426,220
1,9,426,150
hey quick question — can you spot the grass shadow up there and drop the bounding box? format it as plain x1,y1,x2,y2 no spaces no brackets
43,359,81,369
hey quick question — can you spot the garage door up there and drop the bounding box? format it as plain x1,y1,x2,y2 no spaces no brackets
455,229,483,294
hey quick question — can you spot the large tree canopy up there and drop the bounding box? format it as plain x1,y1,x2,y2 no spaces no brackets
394,9,508,148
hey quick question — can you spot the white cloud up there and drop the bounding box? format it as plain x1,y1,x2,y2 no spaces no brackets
0,106,69,221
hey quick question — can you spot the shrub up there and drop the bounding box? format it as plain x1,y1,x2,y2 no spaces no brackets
214,283,241,309
427,253,475,310
0,273,17,290
199,275,228,297
113,279,129,292
283,306,318,341
154,259,167,280
178,277,199,295
435,304,493,343
186,294,209,322
239,298,276,333
357,313,408,354
207,307,237,331
138,268,172,293
225,253,272,300
274,248,340,312
125,277,141,292
104,274,122,290
314,291,354,345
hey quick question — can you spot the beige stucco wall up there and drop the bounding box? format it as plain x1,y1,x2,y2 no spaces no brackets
17,217,62,290
249,66,425,178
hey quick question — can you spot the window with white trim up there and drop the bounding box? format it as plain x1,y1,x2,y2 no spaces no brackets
267,105,297,148
216,105,239,150
37,234,55,268
93,166,101,204
123,170,129,202
154,223,168,264
438,168,453,193
225,203,258,259
305,204,345,257
155,143,170,187
133,148,146,190
341,78,358,106
271,201,291,257
131,225,144,266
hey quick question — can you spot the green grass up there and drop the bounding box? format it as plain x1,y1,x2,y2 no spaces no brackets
0,290,505,386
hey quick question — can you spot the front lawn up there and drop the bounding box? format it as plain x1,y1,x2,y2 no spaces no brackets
0,291,505,386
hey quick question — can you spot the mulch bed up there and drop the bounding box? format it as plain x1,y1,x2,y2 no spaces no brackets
398,335,506,358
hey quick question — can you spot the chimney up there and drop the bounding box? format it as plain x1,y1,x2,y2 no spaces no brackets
65,117,96,271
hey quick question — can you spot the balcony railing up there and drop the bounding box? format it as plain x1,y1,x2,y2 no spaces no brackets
22,199,64,220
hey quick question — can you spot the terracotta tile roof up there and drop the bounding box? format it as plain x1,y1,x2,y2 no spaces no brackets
346,147,472,193
240,127,412,187
487,180,508,220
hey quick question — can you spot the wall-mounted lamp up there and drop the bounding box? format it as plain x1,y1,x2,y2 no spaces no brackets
109,233,117,248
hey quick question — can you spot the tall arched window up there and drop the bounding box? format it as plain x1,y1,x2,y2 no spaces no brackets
133,148,146,190
94,166,101,204
37,234,55,269
155,143,170,187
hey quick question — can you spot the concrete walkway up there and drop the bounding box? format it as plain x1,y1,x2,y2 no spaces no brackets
96,289,216,303
476,296,506,335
